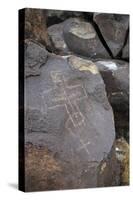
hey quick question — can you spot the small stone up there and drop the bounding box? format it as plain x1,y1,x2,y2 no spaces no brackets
63,18,110,58
68,55,99,74
93,13,129,57
25,41,48,77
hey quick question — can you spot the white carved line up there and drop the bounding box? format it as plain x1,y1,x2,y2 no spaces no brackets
65,104,77,128
65,124,77,137
77,139,90,155
42,70,88,128
65,125,90,156
73,102,86,127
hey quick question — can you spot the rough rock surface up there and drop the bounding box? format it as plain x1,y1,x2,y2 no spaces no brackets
95,59,129,107
25,54,119,191
115,137,129,185
25,143,63,191
95,59,129,140
63,18,110,58
24,41,48,77
47,10,85,26
122,35,129,59
25,8,52,48
48,22,70,55
93,13,129,57
48,18,83,55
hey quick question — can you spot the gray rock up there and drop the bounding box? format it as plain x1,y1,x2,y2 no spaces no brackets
95,59,129,108
25,41,48,77
48,22,71,55
95,59,129,140
63,18,110,58
47,10,84,23
25,54,119,191
122,35,129,59
47,10,65,19
48,18,83,55
93,13,129,57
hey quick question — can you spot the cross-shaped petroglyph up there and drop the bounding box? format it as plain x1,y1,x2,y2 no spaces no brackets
42,71,88,129
77,139,90,156
42,70,90,156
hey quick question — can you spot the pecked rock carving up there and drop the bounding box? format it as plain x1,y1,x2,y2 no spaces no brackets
25,54,119,191
42,71,87,129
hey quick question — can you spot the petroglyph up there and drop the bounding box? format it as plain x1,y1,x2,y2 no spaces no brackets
41,70,91,155
42,71,88,129
77,139,90,156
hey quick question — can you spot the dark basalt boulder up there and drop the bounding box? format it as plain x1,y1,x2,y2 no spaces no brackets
47,10,85,26
93,13,129,57
95,59,129,140
48,18,85,55
63,18,110,58
48,22,71,55
24,54,119,191
95,59,129,110
122,35,129,59
24,41,48,77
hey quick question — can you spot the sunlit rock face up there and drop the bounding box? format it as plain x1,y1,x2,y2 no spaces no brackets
115,137,129,185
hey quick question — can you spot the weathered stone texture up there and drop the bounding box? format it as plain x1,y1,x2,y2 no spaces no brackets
63,18,110,58
25,54,118,191
93,13,129,57
24,41,48,77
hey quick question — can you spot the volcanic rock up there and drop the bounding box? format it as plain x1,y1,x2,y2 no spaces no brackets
48,22,71,55
25,54,119,191
24,41,48,77
95,59,129,140
63,18,110,58
48,18,83,55
47,10,84,26
122,35,129,59
93,13,129,57
95,59,129,110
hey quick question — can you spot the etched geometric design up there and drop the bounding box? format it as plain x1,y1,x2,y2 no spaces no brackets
41,71,91,155
42,71,88,128
77,139,90,155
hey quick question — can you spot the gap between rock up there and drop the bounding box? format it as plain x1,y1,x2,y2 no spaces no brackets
91,21,114,58
116,27,129,61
